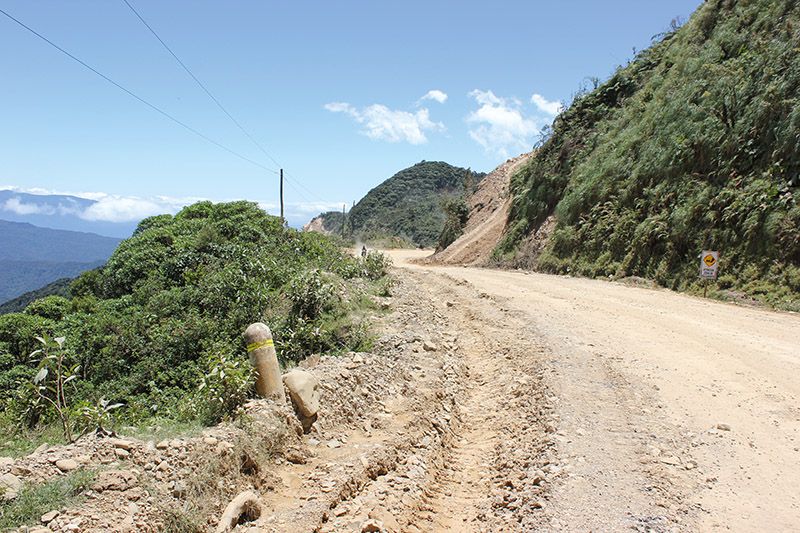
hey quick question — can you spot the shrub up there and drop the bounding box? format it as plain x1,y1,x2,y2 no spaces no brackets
362,252,392,280
24,296,70,321
192,350,253,425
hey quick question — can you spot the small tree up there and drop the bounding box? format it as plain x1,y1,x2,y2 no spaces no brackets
80,399,124,436
31,335,79,442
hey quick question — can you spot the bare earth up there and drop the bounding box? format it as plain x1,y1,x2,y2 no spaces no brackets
392,249,800,532
429,152,531,266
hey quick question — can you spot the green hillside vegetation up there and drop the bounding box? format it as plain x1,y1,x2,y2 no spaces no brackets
0,278,72,316
344,161,484,247
497,0,800,309
0,201,390,445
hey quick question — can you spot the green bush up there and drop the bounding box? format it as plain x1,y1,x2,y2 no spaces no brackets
24,295,70,321
362,252,392,280
0,201,389,434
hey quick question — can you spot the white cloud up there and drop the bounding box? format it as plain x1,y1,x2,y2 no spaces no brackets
2,185,346,227
3,197,54,215
466,89,541,159
531,93,563,116
325,99,444,145
2,196,84,216
1,186,202,223
420,89,448,104
79,195,190,222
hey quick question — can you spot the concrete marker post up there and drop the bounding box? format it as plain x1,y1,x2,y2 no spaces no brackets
243,322,285,403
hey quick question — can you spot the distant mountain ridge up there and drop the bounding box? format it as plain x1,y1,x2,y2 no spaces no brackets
308,161,485,247
0,190,137,238
0,220,120,304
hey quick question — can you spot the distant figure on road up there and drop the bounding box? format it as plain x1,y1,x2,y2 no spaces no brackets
361,245,367,258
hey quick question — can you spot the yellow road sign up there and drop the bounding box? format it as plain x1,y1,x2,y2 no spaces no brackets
700,250,719,280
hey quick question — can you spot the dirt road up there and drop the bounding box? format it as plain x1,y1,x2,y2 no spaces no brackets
389,249,800,532
20,251,797,531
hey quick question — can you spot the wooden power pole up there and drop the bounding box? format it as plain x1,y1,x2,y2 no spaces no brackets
342,204,346,237
279,169,285,224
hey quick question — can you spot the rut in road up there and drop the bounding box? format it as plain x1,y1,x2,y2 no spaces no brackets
396,272,556,532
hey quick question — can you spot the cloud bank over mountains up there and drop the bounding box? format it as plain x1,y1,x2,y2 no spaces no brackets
0,187,339,237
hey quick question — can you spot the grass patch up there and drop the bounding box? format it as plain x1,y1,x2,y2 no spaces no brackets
0,424,66,459
120,418,204,443
0,469,95,530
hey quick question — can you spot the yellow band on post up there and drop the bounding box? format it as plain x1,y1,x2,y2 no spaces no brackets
246,338,274,352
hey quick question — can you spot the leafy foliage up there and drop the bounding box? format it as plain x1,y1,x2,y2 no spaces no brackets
0,201,390,433
30,335,79,442
498,0,800,308
437,197,470,251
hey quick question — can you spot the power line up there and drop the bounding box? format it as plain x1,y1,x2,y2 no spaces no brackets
283,171,330,204
120,0,336,208
120,0,284,171
0,6,278,175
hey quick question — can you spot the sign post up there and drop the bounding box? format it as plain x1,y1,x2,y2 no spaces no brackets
699,250,719,297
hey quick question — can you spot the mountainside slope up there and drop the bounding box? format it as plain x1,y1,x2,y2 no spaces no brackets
0,261,102,304
0,220,120,303
494,0,800,308
343,161,485,247
0,220,120,262
0,277,72,315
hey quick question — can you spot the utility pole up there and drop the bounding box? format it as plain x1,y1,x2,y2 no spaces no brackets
279,169,285,225
342,203,346,237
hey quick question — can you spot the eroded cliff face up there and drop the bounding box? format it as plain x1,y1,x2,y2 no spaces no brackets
303,215,332,235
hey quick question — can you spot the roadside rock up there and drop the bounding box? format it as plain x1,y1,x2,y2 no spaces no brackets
283,369,321,418
41,510,60,524
55,459,79,472
92,469,136,492
215,490,261,533
0,473,22,500
423,340,438,352
360,518,385,532
110,438,135,451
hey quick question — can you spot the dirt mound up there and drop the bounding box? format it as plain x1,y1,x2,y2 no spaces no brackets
429,151,533,266
303,215,331,234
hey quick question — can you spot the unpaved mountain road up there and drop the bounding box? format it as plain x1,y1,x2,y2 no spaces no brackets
390,250,800,532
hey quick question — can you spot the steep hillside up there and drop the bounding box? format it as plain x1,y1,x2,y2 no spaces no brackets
303,210,344,235
0,261,102,304
431,152,532,265
344,161,485,247
495,0,800,308
0,221,120,303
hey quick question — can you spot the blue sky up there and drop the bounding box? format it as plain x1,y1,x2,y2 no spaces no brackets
0,0,703,226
